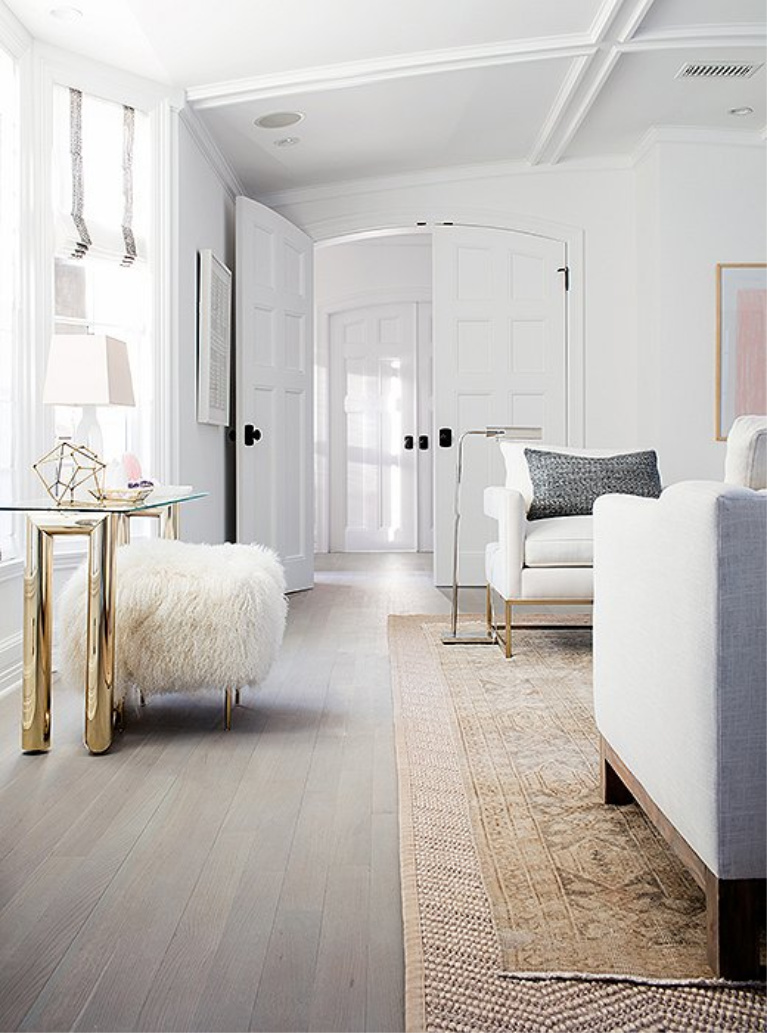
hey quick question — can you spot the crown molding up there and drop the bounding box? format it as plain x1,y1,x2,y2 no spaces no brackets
179,105,244,200
633,124,767,165
256,152,633,210
186,36,595,110
0,1,31,58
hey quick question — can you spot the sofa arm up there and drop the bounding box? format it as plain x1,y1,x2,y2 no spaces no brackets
593,482,767,879
484,486,526,599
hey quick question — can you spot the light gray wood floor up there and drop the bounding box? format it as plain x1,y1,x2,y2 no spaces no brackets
0,552,470,1033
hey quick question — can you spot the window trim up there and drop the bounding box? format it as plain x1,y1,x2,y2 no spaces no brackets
26,45,183,498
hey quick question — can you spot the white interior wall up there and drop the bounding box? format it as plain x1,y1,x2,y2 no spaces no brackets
636,140,767,484
314,236,432,550
276,165,641,454
176,112,235,543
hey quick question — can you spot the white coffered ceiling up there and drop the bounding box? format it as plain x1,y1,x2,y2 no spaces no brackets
6,0,767,197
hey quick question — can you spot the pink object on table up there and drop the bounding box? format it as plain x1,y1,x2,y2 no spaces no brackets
122,453,142,483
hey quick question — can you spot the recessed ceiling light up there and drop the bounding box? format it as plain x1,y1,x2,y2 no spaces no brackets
729,106,754,116
273,137,300,148
255,112,304,130
49,6,83,20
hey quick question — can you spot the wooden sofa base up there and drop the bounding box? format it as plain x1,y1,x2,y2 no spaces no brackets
600,737,765,980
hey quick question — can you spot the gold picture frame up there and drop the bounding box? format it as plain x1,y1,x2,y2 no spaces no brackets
715,263,767,441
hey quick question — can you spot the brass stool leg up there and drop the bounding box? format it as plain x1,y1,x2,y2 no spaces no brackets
224,688,232,731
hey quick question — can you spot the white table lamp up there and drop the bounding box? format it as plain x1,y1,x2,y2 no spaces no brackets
442,425,543,646
42,334,135,457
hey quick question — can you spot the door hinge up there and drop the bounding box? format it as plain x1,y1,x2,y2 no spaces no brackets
557,266,570,292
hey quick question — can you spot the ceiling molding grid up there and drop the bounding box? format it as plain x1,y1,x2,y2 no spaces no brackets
533,0,658,164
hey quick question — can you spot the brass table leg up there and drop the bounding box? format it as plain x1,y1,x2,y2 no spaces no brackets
160,504,179,540
84,514,117,754
21,517,53,752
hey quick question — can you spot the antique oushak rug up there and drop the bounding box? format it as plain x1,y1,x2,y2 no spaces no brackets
388,614,766,1033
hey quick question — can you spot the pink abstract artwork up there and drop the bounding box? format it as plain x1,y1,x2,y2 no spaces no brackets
718,265,767,439
735,288,767,416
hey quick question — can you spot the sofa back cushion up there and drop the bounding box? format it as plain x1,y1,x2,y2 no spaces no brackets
525,448,662,520
724,414,767,490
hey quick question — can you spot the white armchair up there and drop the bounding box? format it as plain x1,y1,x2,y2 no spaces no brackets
593,480,766,979
483,443,654,657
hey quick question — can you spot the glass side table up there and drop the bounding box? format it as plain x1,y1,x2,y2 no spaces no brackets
0,491,207,755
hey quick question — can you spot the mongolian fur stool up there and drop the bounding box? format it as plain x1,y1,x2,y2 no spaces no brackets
58,539,287,730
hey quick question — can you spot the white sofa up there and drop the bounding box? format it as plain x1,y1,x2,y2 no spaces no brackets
593,472,766,978
483,443,658,657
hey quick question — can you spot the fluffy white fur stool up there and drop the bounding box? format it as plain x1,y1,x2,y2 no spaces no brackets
58,539,287,729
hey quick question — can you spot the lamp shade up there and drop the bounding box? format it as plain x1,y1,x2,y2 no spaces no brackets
42,334,135,407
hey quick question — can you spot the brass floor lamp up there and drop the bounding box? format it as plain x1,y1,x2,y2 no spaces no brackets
441,425,542,645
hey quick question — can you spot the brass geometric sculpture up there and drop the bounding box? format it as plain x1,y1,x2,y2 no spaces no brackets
32,439,106,505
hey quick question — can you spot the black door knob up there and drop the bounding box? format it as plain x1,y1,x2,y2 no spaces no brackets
403,435,414,451
244,424,262,446
418,434,429,450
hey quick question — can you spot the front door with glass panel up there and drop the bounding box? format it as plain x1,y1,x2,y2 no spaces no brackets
329,302,428,552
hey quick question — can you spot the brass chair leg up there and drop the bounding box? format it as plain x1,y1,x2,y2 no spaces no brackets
505,600,512,659
485,585,493,635
224,688,232,731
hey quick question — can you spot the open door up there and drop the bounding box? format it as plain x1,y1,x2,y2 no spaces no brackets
236,196,314,593
432,225,567,586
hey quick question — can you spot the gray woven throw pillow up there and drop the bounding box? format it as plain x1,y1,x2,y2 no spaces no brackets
525,448,661,520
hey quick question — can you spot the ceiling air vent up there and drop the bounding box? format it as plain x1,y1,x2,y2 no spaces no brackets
676,62,762,80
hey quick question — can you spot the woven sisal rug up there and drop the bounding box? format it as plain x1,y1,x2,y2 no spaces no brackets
389,614,766,1032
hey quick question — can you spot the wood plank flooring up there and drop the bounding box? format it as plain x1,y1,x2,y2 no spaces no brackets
0,553,461,1032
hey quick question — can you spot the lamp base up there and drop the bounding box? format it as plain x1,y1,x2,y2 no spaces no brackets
74,405,104,459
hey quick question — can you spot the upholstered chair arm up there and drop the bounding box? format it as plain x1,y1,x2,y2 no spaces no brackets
593,482,767,879
484,486,526,598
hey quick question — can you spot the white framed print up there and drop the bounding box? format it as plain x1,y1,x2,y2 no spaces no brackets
197,249,232,426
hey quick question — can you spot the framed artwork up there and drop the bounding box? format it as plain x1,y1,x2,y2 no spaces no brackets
197,249,232,426
716,263,767,441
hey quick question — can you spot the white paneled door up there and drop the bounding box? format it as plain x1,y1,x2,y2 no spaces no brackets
236,196,313,593
330,301,431,552
433,225,567,586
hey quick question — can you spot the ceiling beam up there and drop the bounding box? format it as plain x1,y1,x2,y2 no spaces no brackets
187,36,595,110
527,0,647,165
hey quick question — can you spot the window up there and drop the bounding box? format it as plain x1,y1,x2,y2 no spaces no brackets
0,45,18,559
51,85,154,478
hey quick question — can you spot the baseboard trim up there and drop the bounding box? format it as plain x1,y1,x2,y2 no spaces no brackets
0,632,22,697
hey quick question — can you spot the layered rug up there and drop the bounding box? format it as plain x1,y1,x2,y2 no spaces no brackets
389,614,766,1032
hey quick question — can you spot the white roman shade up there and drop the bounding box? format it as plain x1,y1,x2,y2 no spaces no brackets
53,85,149,265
